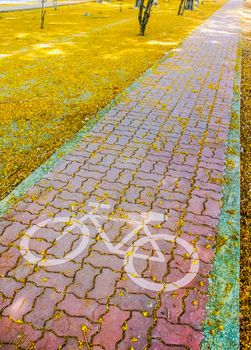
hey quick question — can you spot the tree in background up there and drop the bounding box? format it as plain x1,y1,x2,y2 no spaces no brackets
138,0,157,36
178,0,201,15
52,0,58,10
135,0,158,7
40,0,47,28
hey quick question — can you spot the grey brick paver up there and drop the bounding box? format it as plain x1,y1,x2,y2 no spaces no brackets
0,1,242,348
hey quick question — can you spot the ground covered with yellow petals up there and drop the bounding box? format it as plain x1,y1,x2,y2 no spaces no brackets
0,0,225,200
240,1,251,348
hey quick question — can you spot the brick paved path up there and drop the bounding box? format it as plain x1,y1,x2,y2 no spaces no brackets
0,1,241,349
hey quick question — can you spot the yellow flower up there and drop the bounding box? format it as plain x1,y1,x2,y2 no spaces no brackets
55,312,62,319
122,322,128,331
155,224,162,229
126,251,133,257
81,325,90,332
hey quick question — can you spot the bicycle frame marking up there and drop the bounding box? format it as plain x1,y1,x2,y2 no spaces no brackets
20,202,200,292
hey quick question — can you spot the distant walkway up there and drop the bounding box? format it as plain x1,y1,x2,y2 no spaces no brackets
0,0,241,349
0,0,92,12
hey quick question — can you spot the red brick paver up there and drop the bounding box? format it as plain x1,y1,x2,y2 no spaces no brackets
0,1,241,348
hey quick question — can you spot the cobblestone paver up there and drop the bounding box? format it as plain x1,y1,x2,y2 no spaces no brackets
0,1,241,349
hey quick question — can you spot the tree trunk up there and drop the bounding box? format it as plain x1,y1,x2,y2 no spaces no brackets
135,0,142,7
178,0,187,15
40,0,46,29
52,0,57,10
185,0,194,10
138,0,155,36
139,21,147,35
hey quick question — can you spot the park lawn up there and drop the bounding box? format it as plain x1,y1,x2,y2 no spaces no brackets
0,0,225,200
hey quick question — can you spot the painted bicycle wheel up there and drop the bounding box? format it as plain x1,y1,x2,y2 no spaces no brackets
124,233,199,292
20,217,90,266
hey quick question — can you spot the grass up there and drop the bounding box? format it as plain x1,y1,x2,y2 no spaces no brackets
0,0,225,200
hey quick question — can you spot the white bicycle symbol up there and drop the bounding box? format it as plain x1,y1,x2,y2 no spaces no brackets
20,202,199,292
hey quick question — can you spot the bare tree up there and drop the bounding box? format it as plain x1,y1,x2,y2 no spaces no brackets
40,0,47,29
138,0,156,36
135,0,142,7
135,0,157,8
186,0,194,10
119,0,123,12
52,0,58,10
178,0,187,15
178,0,199,15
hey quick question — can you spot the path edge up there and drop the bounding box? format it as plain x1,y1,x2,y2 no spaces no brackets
201,36,241,349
